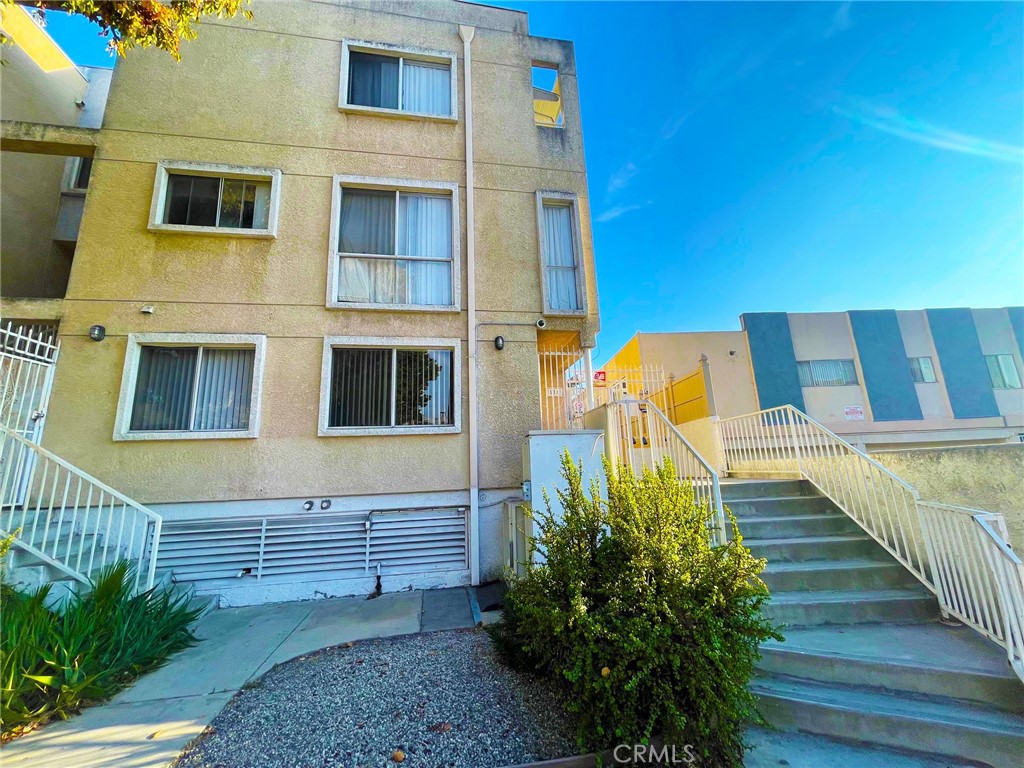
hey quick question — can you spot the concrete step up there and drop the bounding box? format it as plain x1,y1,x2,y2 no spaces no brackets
738,513,862,540
727,495,839,518
761,630,1024,716
765,588,938,627
761,558,920,592
746,534,886,563
753,674,1024,768
720,479,814,500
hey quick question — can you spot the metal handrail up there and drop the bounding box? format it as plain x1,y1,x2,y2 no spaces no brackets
718,405,1024,681
1,426,162,591
606,398,727,545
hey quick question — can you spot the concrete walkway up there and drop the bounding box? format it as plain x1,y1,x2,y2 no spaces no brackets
2,588,476,768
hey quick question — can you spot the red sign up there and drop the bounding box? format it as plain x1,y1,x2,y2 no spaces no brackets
594,370,607,383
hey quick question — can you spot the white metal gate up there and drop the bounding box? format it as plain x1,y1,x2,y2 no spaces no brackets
538,345,589,430
1,323,60,506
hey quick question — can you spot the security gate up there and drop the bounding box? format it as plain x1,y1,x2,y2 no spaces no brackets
1,323,60,507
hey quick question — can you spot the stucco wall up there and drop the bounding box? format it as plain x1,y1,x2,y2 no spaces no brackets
40,0,600,506
637,331,757,419
872,444,1024,552
0,17,88,298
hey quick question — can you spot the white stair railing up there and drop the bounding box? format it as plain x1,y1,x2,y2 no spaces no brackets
718,405,1024,681
605,398,726,545
0,427,163,592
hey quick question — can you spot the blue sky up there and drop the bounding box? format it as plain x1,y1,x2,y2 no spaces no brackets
43,2,1024,365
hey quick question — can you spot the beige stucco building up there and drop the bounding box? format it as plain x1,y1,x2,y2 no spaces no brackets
1,1,601,604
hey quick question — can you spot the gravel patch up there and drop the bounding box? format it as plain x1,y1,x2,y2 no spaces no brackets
174,628,576,768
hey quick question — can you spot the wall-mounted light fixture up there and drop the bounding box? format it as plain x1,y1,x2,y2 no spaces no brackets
140,305,155,315
303,500,315,511
88,325,105,341
494,335,505,351
320,499,332,510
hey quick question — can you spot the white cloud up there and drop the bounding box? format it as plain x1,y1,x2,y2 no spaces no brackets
596,203,645,223
824,2,853,39
834,99,1024,164
606,161,639,195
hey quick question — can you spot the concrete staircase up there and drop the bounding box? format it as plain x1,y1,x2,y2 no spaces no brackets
724,479,1024,768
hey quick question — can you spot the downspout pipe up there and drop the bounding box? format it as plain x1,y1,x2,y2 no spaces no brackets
459,24,480,585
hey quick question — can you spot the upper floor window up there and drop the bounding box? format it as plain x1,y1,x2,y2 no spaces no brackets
64,156,93,192
532,64,563,127
148,161,281,238
537,192,585,314
340,41,456,120
909,356,937,383
114,333,267,441
797,359,858,387
328,176,459,311
986,354,1022,389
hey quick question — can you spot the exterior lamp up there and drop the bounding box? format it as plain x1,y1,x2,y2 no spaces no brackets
494,335,505,351
88,325,105,341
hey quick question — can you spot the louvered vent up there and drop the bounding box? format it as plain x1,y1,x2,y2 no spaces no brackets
158,507,467,587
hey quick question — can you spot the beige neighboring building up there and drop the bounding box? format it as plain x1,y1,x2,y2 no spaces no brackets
607,307,1024,450
1,1,600,605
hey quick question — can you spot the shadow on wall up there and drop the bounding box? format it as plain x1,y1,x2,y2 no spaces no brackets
871,445,1024,553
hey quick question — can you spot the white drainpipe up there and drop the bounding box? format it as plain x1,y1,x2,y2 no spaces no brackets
459,24,480,585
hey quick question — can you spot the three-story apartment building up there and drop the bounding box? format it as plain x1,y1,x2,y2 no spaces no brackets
1,0,601,605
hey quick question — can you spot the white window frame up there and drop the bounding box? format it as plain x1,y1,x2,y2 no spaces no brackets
318,336,462,437
327,174,461,312
62,156,93,195
148,161,282,238
536,191,587,317
986,353,1023,389
114,333,267,441
339,39,458,122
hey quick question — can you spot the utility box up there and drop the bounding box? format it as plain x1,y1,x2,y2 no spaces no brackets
521,430,605,565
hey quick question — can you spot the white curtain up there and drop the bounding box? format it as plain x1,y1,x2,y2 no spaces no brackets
193,348,255,431
543,204,579,311
402,60,451,116
399,194,452,305
340,188,395,255
252,183,271,229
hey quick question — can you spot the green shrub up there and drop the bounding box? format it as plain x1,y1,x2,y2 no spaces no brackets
489,452,781,766
1,561,202,740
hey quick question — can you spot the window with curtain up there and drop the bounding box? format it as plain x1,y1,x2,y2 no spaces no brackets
797,359,859,387
346,50,452,117
328,347,454,429
337,188,453,306
542,201,580,312
986,354,1022,389
909,356,937,383
130,345,256,432
164,174,271,230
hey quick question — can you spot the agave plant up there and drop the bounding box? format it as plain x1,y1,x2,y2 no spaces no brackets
0,561,203,740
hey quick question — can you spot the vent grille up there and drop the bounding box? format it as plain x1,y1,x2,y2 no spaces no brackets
158,507,467,586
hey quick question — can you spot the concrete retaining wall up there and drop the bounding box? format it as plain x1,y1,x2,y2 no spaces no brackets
871,444,1024,552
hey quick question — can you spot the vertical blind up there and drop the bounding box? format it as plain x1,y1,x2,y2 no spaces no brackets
338,189,452,306
542,203,580,311
347,51,451,116
329,347,453,428
131,346,255,432
797,359,858,387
